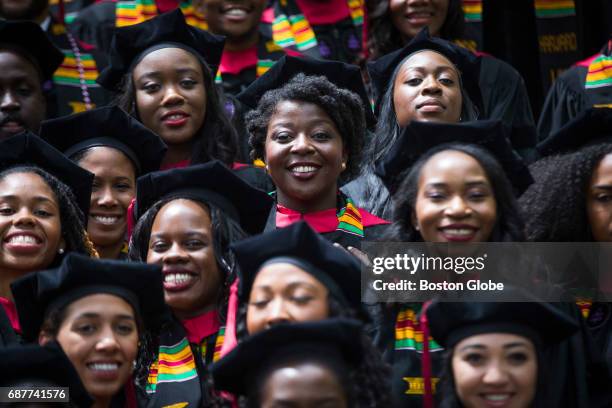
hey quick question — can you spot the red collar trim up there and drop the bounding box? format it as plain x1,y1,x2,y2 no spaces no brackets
160,159,190,170
181,310,220,344
360,210,390,226
0,297,20,333
275,204,389,232
220,47,258,75
276,204,338,233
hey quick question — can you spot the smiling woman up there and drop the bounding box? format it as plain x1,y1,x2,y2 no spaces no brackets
243,56,389,249
11,254,166,408
97,9,238,170
0,133,95,346
426,290,579,408
373,120,532,407
40,106,167,260
128,161,272,407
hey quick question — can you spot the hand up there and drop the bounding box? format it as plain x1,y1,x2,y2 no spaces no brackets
333,243,372,267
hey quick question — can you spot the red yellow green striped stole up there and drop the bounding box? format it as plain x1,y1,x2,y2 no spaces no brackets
115,0,207,30
534,0,576,19
271,0,363,52
462,0,482,23
146,327,225,393
336,196,365,237
586,53,612,91
395,305,443,352
53,51,98,87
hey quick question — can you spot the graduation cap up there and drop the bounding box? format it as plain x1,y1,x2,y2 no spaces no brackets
367,27,482,115
11,253,167,342
0,20,64,82
135,161,273,235
0,132,94,218
374,120,533,195
98,9,225,90
40,106,167,176
426,288,579,348
231,222,365,318
0,342,93,406
236,55,377,129
537,108,612,157
211,318,364,395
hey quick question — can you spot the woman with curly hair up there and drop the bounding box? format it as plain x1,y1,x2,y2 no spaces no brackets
128,161,272,407
12,253,167,408
522,108,612,242
212,319,389,408
0,133,96,347
520,109,612,396
242,55,388,248
97,9,271,191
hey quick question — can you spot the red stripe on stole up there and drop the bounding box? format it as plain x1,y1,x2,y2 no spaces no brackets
396,319,416,330
157,355,194,368
59,64,98,72
588,65,612,75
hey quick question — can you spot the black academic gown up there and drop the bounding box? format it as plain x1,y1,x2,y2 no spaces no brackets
0,307,18,348
70,1,117,53
537,63,588,141
478,54,536,128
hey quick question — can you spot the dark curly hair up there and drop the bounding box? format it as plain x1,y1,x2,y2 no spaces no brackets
384,143,526,242
230,295,390,408
245,73,366,181
0,166,93,262
366,0,466,60
116,58,239,166
520,143,612,242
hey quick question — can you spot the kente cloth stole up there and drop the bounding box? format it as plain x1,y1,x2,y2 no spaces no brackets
534,0,580,92
271,0,363,52
115,0,207,29
394,305,443,353
337,196,365,237
146,327,225,394
585,40,612,108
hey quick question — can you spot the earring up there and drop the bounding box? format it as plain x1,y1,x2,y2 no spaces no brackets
58,248,65,255
265,164,269,172
341,162,346,170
